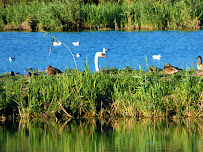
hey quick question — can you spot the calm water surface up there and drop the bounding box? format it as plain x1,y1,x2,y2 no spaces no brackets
1,118,203,152
0,30,202,74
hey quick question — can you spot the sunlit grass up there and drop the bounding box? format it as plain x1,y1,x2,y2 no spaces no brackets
0,0,202,31
0,66,202,120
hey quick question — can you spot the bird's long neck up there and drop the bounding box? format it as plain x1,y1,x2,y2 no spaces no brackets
198,58,202,64
95,55,99,72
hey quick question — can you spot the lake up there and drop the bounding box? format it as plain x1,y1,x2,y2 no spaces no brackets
1,118,203,152
1,30,203,152
0,30,202,74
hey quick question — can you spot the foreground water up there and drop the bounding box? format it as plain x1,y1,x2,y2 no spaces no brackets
1,118,203,152
0,30,202,74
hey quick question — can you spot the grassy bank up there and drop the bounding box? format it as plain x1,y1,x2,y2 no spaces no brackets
0,0,202,31
0,66,203,120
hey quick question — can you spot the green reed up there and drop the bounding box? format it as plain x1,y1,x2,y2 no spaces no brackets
0,0,202,31
0,65,202,120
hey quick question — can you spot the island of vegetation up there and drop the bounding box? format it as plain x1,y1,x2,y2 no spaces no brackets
0,64,203,121
0,0,203,121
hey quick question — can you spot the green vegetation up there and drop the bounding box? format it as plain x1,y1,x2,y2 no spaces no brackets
0,0,202,31
0,65,202,120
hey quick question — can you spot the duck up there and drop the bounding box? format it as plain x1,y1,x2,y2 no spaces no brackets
76,53,80,57
196,70,203,77
26,72,38,77
152,54,161,60
45,66,62,75
72,41,79,46
103,47,112,54
9,71,15,76
53,42,62,46
196,56,203,70
9,57,15,62
9,71,20,76
164,64,180,74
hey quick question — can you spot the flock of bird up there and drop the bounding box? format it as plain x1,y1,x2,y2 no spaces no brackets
52,41,80,57
53,41,79,46
44,54,203,76
151,54,203,76
7,41,203,77
45,47,111,75
162,56,203,76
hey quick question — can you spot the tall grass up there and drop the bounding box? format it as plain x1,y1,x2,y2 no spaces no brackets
0,0,82,31
0,0,202,31
0,65,202,120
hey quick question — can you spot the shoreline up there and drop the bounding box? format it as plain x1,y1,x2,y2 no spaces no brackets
0,0,202,32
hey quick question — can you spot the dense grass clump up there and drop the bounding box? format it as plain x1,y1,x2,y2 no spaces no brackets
0,67,202,120
0,0,202,31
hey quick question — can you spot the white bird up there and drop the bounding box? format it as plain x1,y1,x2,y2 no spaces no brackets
9,57,15,62
72,41,79,46
53,42,62,46
103,47,112,54
152,54,161,60
76,53,80,57
95,52,107,72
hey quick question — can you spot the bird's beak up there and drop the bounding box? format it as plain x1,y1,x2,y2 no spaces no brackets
102,54,107,58
196,57,198,59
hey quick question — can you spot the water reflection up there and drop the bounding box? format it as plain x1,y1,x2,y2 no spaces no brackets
0,118,203,152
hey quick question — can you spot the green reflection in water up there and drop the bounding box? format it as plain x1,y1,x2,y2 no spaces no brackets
0,118,203,152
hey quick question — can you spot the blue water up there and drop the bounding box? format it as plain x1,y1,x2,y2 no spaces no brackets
0,30,202,74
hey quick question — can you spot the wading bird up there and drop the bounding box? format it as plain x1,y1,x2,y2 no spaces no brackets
46,66,62,75
164,64,180,74
196,56,203,70
95,52,107,72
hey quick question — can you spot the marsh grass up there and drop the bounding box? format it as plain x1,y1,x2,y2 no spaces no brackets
0,0,202,31
0,65,202,120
